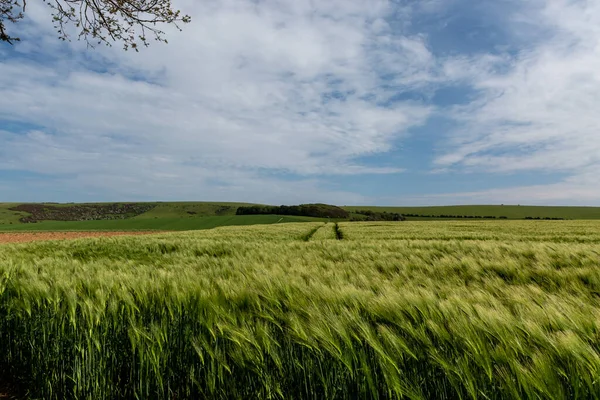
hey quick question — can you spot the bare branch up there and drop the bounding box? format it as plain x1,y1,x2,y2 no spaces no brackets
1,0,25,43
1,0,190,49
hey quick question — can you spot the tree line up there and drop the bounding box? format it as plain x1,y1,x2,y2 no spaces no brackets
236,204,349,219
351,210,405,221
403,214,506,219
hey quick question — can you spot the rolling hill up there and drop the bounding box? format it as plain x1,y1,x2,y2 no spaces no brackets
0,202,325,231
2,202,600,232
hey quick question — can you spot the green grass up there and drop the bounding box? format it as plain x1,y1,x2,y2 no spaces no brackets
344,204,600,219
0,203,28,226
3,221,600,398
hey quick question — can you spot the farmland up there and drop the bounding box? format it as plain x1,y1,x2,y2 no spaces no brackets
2,220,600,398
0,214,324,232
344,205,600,220
3,203,600,233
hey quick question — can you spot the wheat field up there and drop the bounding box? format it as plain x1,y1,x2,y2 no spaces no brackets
1,221,600,399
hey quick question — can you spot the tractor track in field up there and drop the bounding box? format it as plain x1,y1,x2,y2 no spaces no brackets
334,223,344,240
300,225,323,241
0,231,162,244
300,223,345,241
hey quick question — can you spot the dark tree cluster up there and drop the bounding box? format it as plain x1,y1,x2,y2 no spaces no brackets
236,204,349,219
351,210,405,222
524,217,565,220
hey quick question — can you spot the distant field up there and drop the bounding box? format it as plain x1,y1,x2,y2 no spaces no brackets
3,203,600,233
0,214,323,231
344,205,600,220
3,220,600,398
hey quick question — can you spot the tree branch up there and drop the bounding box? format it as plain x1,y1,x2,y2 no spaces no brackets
1,0,190,49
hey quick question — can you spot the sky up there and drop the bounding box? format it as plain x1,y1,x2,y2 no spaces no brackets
1,0,599,206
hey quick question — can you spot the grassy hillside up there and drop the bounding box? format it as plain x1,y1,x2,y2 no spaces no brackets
134,202,255,218
0,203,28,225
3,221,600,398
344,205,600,220
0,202,262,231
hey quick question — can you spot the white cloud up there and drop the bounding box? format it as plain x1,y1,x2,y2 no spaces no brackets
0,0,438,202
435,0,600,202
427,177,600,206
4,0,600,206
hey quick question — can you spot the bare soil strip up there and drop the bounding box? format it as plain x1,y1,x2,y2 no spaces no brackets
0,231,161,244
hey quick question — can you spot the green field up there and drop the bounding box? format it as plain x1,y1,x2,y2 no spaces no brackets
3,203,600,233
344,205,600,219
2,220,600,398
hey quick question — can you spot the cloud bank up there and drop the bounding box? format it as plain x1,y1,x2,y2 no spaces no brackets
435,0,600,204
1,0,599,205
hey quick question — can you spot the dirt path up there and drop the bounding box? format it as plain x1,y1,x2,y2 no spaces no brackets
0,231,162,244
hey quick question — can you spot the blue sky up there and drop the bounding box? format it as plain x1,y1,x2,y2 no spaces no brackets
1,0,599,205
